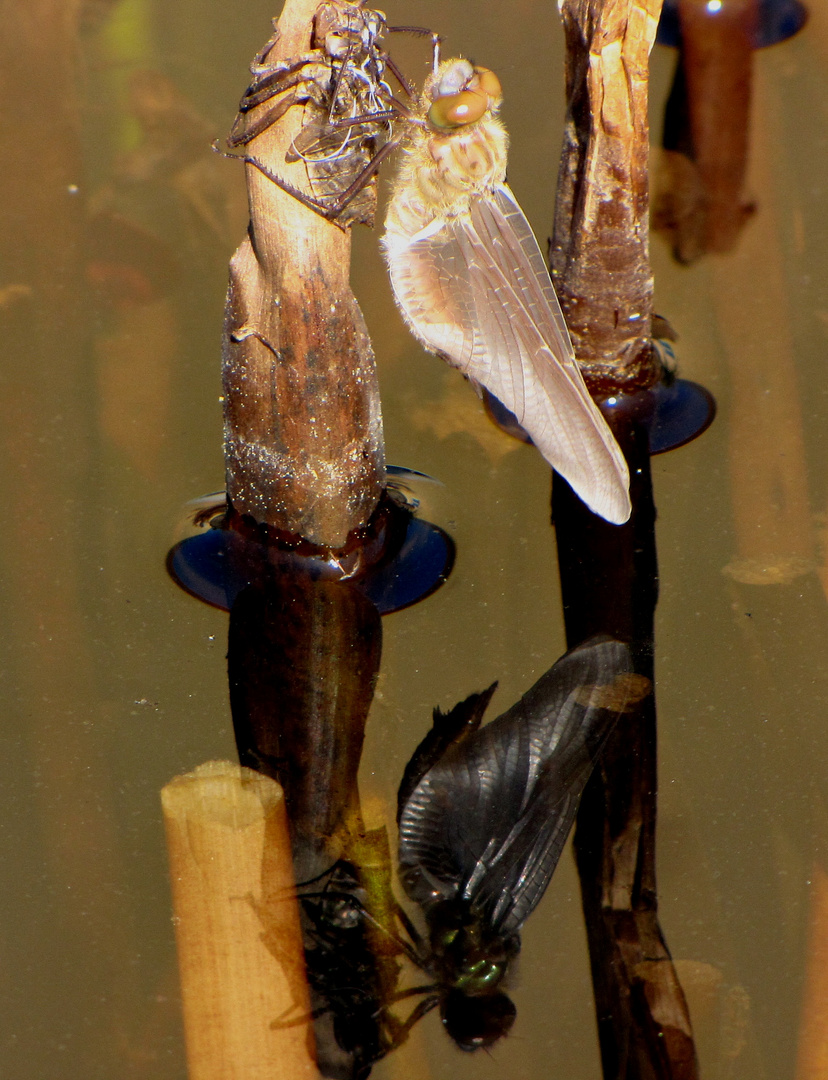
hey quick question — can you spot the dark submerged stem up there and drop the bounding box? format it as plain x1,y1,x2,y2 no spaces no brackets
227,575,382,882
554,423,697,1080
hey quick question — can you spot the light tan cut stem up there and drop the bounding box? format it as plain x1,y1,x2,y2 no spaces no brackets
223,0,384,548
717,65,814,587
162,760,318,1080
653,0,756,263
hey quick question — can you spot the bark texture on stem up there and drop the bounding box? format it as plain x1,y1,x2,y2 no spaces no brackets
223,0,385,548
552,0,663,394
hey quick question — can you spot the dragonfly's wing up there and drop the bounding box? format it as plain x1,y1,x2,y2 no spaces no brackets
383,212,480,378
396,683,498,825
397,638,645,937
383,186,631,524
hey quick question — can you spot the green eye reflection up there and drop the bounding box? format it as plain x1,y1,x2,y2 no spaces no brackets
455,958,504,992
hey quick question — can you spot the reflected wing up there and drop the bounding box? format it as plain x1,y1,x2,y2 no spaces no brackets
383,185,630,524
396,683,498,825
397,638,639,937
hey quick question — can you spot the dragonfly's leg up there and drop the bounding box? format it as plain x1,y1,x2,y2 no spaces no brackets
242,136,400,225
326,38,359,122
270,1004,328,1030
384,53,417,100
240,55,324,112
317,136,400,214
395,994,441,1039
393,901,426,954
238,154,348,224
294,888,357,905
228,90,300,148
320,102,412,132
295,863,354,890
249,21,280,72
386,25,442,76
285,108,396,166
389,983,438,1006
386,24,439,38
246,22,320,78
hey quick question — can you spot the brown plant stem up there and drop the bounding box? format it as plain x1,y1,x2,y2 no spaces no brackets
227,575,382,881
551,0,664,394
222,0,385,548
552,1,698,1075
654,0,756,263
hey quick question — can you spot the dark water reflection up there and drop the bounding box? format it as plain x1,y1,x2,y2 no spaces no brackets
2,0,828,1077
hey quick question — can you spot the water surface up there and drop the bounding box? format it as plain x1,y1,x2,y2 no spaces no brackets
1,1,827,1077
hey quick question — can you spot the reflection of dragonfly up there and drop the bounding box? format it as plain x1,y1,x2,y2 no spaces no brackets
287,834,433,1078
395,637,649,1049
227,1,431,227
293,858,405,1079
281,641,647,1065
383,59,631,524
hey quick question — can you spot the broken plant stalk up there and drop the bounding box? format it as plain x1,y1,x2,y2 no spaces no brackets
223,0,385,550
552,0,663,395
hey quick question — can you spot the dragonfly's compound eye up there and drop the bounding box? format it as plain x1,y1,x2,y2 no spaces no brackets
471,67,502,101
428,88,489,129
440,990,517,1051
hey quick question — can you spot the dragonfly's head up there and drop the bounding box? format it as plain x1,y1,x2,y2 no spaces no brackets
427,899,519,1047
314,1,386,61
433,902,518,1045
425,59,502,132
439,988,517,1051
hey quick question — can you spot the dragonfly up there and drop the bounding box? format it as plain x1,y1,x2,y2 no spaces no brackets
277,640,647,1061
227,1,433,227
395,636,649,1049
382,58,632,524
232,21,631,522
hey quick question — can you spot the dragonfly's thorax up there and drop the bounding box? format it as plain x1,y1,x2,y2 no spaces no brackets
385,117,508,241
426,122,507,194
427,899,519,994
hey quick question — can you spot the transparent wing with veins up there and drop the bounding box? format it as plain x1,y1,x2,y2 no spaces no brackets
384,184,631,524
397,638,636,938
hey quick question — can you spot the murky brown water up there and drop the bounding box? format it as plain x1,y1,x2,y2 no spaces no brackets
2,0,827,1077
